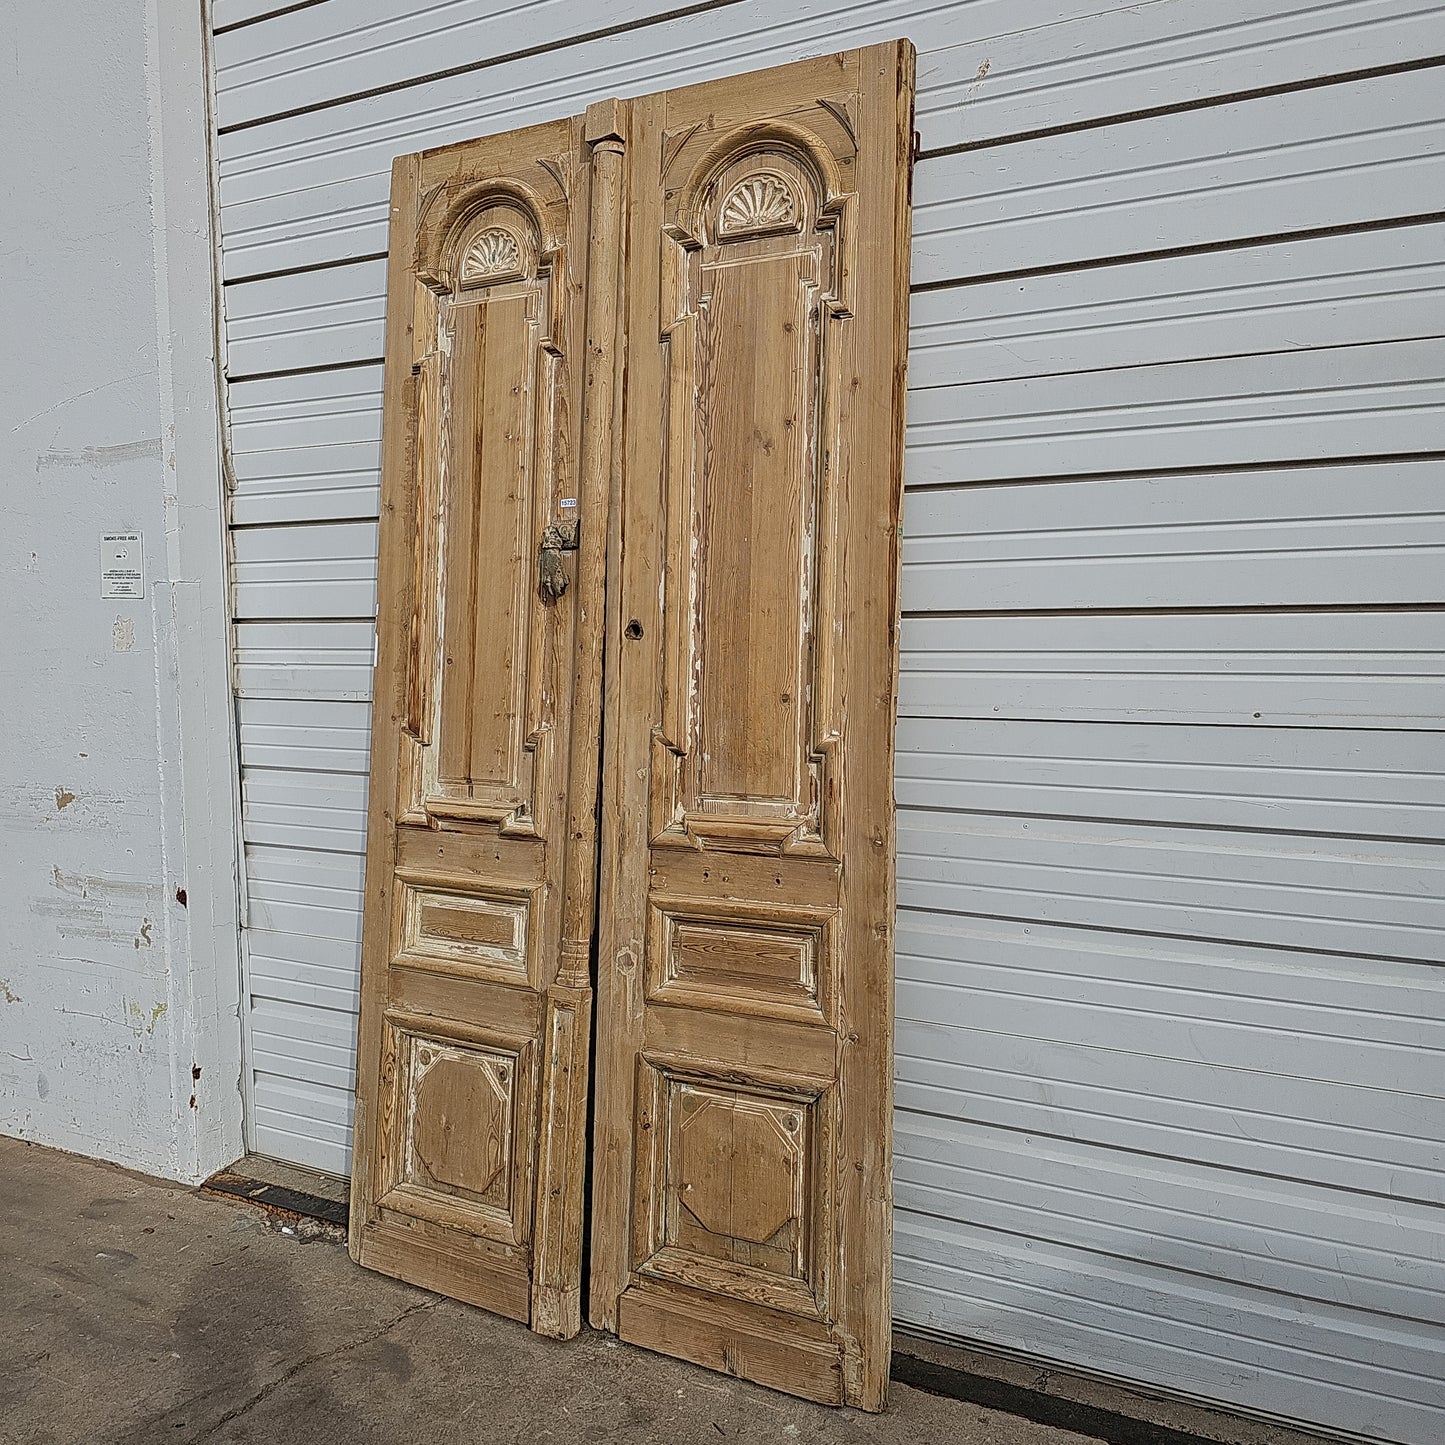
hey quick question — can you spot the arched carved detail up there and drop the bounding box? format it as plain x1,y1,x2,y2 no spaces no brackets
717,171,801,240
414,177,553,294
668,120,846,251
460,226,525,285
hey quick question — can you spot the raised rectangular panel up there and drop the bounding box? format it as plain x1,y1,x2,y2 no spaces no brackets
650,144,844,858
633,1061,832,1320
648,900,828,1022
379,1014,535,1244
398,881,534,984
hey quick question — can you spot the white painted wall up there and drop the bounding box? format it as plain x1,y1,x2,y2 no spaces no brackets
0,0,243,1182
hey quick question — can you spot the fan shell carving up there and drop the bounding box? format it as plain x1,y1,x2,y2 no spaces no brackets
460,227,524,285
717,172,800,239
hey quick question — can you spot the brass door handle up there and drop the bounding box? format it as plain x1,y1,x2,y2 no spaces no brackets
539,517,580,600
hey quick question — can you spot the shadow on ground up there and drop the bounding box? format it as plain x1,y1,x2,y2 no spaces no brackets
0,1135,1088,1445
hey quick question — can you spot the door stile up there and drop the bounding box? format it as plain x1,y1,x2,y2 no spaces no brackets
350,150,424,1253
829,41,915,1407
587,98,665,1336
531,98,628,1339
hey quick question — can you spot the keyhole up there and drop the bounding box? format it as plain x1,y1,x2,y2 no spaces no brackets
625,619,644,640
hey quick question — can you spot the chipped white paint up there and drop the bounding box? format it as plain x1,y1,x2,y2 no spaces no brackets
0,0,242,1183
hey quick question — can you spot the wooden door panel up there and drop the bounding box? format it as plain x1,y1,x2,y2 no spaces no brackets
591,44,915,1410
350,51,910,1399
350,112,616,1337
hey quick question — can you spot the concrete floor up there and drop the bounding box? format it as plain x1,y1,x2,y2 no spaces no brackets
0,1136,1096,1445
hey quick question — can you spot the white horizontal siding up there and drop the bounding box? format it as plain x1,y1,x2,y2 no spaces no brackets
895,718,1445,841
909,221,1445,389
214,0,691,125
907,339,1445,483
212,6,1445,280
235,621,375,698
242,768,367,853
231,521,379,620
899,810,1443,964
900,611,1445,731
238,697,372,771
913,0,1444,152
250,1065,356,1176
893,1215,1445,1443
912,66,1445,284
224,219,1445,383
902,462,1445,612
212,2,1445,1438
213,0,1439,136
231,439,382,527
226,258,388,376
896,1116,1445,1322
214,0,1445,132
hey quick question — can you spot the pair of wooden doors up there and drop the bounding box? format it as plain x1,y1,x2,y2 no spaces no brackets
347,43,914,1410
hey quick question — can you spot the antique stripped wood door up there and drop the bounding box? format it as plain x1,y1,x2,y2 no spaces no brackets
349,104,625,1338
589,44,915,1409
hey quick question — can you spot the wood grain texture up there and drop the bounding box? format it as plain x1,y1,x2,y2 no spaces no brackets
350,117,603,1333
352,50,910,1397
531,97,629,1339
589,41,914,1410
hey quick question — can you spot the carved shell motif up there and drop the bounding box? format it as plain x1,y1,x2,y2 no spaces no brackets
717,172,800,239
459,227,523,285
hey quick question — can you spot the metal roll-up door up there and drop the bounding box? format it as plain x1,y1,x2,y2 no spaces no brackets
209,3,1445,1438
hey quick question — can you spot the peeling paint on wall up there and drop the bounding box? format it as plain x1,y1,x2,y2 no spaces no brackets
34,436,162,470
27,869,167,953
121,999,167,1037
2,0,242,1187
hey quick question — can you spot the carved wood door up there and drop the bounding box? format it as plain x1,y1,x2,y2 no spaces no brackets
350,45,912,1399
589,44,915,1410
349,105,624,1339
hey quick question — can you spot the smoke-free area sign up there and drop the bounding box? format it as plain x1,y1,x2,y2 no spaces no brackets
101,532,144,599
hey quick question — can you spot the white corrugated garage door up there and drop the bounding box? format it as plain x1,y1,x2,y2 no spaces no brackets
210,2,1445,1439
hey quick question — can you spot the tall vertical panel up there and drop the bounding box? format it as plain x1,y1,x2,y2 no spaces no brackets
590,44,915,1409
